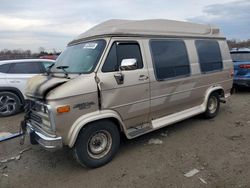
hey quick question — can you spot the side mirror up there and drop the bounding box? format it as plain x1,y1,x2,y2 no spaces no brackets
120,58,137,71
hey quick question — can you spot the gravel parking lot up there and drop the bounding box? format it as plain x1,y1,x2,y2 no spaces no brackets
0,89,250,188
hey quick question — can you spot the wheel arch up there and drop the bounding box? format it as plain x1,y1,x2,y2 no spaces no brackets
215,88,225,98
0,87,25,105
67,110,126,148
203,85,224,109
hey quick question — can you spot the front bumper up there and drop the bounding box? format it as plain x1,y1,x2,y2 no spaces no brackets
26,123,63,151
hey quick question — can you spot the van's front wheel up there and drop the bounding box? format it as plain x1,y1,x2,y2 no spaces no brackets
204,92,220,119
73,120,120,168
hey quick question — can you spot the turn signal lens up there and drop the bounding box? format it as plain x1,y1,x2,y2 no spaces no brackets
57,105,70,113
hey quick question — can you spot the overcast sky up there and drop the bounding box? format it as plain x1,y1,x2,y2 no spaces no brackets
0,0,249,52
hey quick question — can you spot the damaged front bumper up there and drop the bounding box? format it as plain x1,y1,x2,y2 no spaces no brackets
22,99,63,151
26,122,63,151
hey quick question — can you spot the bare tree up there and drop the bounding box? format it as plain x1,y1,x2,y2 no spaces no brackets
38,47,46,53
227,39,250,49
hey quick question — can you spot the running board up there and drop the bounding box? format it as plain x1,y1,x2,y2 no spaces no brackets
152,105,205,129
126,105,206,139
127,124,152,138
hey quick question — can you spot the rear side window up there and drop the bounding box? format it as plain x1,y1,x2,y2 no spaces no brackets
150,39,190,80
195,40,223,73
102,42,143,72
0,63,11,73
8,62,43,74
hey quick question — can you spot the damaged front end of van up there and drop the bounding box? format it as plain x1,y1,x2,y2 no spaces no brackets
20,40,107,150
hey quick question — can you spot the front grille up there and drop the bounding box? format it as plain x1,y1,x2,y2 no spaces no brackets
30,112,42,124
26,99,52,131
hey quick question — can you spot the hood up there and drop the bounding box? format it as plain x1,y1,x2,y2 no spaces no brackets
25,75,69,99
46,73,97,100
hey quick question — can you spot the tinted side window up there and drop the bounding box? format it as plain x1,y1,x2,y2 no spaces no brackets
150,40,190,80
102,42,143,72
9,62,43,74
0,63,11,73
195,40,223,73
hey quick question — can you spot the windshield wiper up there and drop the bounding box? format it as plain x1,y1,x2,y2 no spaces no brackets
56,66,69,77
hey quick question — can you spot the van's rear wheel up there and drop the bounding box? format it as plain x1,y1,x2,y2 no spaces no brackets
73,120,120,168
204,92,220,119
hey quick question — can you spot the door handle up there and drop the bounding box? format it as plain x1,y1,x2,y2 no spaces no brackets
139,75,149,81
114,73,124,85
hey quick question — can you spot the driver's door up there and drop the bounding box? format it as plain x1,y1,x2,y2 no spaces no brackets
97,39,150,129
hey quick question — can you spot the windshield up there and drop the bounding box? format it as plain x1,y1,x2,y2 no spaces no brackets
230,51,250,62
51,40,106,73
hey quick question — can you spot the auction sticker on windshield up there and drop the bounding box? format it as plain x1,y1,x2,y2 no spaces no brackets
83,43,98,49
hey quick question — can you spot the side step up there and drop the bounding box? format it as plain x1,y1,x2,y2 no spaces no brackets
127,124,152,138
152,105,205,130
126,105,207,139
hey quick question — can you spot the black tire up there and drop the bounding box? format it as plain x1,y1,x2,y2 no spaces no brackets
0,92,21,117
204,92,220,119
233,84,239,93
73,120,120,168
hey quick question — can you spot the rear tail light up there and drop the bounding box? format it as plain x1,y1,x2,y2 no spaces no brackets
239,64,250,69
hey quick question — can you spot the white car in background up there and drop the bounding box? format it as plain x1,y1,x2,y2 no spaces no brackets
0,59,54,117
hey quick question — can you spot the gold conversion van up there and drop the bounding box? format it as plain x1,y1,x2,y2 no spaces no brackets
22,19,233,168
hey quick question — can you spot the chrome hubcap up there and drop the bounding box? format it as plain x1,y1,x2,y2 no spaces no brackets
87,130,112,159
0,95,16,115
208,96,218,114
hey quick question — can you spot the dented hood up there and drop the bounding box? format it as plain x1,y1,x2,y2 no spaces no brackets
25,75,69,99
